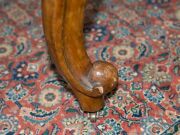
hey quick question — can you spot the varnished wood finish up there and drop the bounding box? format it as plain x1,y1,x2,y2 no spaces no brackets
42,0,118,112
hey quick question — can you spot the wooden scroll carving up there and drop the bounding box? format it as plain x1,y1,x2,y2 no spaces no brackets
42,0,118,112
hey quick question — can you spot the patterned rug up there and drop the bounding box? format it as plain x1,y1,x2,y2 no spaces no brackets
0,0,180,134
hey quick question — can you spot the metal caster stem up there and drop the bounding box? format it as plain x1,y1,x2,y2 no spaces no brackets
87,112,100,122
79,108,103,122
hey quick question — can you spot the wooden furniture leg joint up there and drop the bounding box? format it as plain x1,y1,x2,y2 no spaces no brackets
42,0,118,113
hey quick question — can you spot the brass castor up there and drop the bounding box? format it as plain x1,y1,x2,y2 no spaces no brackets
87,112,100,122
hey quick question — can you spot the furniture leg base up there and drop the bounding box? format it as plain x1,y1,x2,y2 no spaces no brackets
72,89,104,113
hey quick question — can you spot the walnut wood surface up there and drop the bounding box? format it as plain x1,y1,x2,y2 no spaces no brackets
42,0,118,112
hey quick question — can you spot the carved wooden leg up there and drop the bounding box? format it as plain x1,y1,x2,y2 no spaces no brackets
41,0,118,112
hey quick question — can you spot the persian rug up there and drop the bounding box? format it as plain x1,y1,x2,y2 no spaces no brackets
0,0,179,134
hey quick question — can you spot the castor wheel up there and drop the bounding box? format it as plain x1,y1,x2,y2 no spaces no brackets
79,109,102,122
87,112,100,122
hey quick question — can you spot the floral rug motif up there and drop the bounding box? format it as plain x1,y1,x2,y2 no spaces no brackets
0,0,180,134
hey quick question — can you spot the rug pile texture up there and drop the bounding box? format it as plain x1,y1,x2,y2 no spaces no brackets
0,0,179,134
